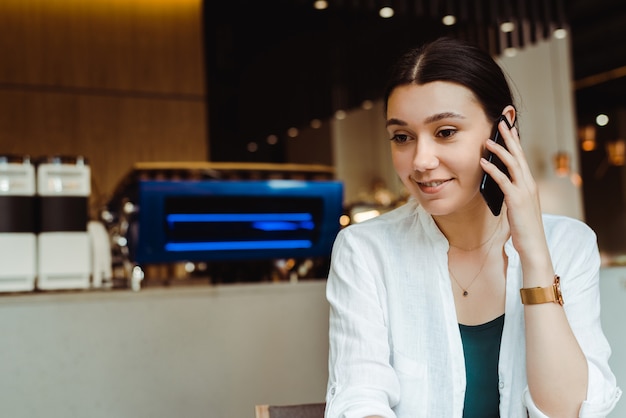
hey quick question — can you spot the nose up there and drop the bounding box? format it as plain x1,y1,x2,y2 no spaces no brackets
412,138,439,172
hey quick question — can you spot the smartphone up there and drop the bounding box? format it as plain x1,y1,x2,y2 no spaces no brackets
480,115,513,216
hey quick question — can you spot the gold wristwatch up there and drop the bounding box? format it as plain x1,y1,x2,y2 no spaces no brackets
519,275,564,305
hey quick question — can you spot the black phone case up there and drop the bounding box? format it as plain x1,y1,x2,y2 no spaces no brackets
480,115,512,216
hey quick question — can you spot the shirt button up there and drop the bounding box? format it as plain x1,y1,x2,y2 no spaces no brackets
499,381,505,389
330,387,336,396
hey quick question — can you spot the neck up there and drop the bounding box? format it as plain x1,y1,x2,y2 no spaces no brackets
434,209,505,252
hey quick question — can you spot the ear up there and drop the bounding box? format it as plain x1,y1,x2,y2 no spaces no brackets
502,105,516,127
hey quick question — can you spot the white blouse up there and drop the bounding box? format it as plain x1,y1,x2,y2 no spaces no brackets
325,199,621,418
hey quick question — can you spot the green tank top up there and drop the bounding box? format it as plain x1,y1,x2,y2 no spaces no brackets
458,314,505,418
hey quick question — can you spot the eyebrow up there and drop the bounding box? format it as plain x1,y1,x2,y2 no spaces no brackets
386,118,407,127
424,112,466,124
386,112,466,127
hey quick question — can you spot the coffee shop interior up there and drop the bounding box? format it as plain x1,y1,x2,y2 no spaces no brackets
1,0,626,417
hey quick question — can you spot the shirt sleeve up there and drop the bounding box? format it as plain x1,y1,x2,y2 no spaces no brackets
522,219,622,417
324,227,399,418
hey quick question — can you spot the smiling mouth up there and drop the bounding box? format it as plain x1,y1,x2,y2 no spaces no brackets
417,179,451,187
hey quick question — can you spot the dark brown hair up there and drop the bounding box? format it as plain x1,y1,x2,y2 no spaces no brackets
384,37,515,123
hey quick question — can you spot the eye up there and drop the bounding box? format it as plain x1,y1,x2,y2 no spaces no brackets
437,128,457,138
390,134,411,144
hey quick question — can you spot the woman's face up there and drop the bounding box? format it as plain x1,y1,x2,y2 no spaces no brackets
386,81,493,217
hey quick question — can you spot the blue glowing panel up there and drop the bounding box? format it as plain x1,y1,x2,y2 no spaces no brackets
134,179,343,263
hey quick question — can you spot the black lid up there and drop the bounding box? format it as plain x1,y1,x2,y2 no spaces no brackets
0,154,32,164
36,155,89,166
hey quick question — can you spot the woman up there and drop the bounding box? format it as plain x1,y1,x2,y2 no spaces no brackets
325,37,621,418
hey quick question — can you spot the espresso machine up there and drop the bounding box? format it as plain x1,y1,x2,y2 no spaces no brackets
36,156,91,290
0,155,37,292
104,162,344,288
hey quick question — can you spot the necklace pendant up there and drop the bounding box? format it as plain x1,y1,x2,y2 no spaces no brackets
462,290,469,297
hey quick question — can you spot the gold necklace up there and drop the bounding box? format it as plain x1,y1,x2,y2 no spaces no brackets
448,216,502,252
448,219,501,297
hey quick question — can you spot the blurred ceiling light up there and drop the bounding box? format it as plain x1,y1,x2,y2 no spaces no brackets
553,151,571,177
310,118,322,129
596,113,609,126
606,139,626,166
504,47,517,57
339,214,351,227
353,209,380,223
579,124,596,151
313,0,328,10
581,139,596,152
500,21,515,32
570,172,583,187
379,7,394,18
361,100,374,110
553,28,568,39
266,134,278,145
334,110,347,120
287,127,299,138
247,142,258,152
442,15,456,26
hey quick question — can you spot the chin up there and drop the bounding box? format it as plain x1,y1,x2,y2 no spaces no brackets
415,199,455,217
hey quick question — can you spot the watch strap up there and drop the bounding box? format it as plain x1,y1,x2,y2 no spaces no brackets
520,275,564,305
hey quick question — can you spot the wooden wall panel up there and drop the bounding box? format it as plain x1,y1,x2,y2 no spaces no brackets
0,0,205,94
0,0,208,209
0,90,207,208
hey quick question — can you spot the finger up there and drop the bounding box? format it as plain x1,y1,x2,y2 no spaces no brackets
481,155,508,179
483,137,540,209
494,123,535,181
499,121,523,156
484,138,522,182
480,155,515,193
480,156,528,210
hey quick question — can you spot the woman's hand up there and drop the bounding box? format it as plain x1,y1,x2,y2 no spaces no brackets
479,119,553,278
481,117,588,417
